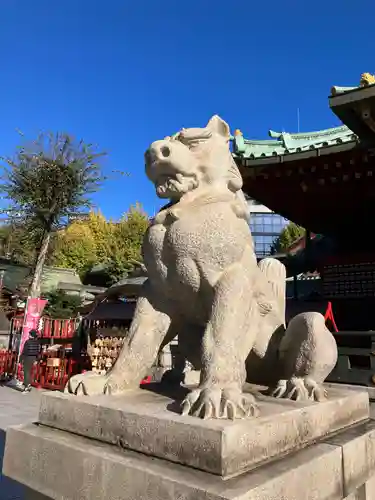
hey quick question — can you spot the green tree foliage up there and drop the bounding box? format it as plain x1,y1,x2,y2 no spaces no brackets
1,133,105,297
271,222,305,254
0,222,39,265
43,290,83,319
52,205,149,285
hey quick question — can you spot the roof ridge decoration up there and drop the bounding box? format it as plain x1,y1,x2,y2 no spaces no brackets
331,72,375,96
269,125,348,141
232,123,356,160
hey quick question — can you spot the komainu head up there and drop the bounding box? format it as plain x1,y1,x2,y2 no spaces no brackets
144,115,244,201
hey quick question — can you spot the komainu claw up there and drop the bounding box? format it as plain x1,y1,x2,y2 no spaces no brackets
304,377,327,401
65,371,127,397
181,387,259,420
271,377,327,402
271,379,288,399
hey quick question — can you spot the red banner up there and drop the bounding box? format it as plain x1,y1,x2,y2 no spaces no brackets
19,298,47,355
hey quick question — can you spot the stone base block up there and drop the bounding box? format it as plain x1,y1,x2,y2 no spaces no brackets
325,420,375,497
37,384,369,478
325,382,375,401
344,473,375,500
3,420,375,500
364,474,375,500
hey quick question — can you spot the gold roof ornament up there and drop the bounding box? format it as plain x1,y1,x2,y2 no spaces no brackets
234,129,243,136
360,72,375,87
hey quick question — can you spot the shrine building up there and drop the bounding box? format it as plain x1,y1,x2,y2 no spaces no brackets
233,73,375,239
232,73,375,333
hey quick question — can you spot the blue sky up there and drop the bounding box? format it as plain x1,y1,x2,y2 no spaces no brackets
0,1,373,218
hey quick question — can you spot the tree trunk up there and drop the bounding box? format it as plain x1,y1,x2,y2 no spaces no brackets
29,231,51,298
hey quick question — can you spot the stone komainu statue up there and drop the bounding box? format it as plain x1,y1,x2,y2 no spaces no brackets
67,115,338,420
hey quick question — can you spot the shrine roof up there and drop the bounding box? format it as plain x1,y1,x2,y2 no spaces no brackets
232,125,357,162
231,73,375,237
331,72,375,97
232,72,375,165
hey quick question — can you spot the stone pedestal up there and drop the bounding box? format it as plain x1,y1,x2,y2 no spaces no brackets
3,384,375,499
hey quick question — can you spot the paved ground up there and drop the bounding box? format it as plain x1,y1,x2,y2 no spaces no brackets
0,384,43,500
0,385,42,430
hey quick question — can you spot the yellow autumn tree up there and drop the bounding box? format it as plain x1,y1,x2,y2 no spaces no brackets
83,211,114,264
52,218,98,275
51,206,149,283
106,204,149,282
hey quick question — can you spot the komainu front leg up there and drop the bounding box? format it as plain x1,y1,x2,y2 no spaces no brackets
271,312,337,402
181,263,259,420
66,281,173,396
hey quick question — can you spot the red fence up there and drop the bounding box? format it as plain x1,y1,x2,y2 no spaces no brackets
0,350,84,390
29,358,80,390
4,317,152,391
0,349,151,391
0,350,17,379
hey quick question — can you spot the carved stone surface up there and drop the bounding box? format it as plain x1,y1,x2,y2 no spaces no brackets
4,417,375,500
37,386,369,478
66,115,338,420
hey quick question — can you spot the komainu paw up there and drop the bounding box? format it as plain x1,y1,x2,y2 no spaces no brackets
271,377,327,402
304,377,328,401
65,371,125,396
181,387,259,420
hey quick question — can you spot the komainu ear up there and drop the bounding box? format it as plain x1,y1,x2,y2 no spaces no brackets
206,115,230,139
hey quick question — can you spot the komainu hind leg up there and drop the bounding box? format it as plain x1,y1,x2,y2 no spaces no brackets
271,312,337,402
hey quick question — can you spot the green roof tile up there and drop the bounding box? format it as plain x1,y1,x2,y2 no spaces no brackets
330,86,358,96
0,258,82,295
232,125,356,160
40,267,81,294
232,74,375,163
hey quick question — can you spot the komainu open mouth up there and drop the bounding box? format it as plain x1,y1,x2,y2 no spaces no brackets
156,174,179,197
155,171,199,199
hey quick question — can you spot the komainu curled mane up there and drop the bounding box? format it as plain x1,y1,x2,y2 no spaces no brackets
67,115,338,420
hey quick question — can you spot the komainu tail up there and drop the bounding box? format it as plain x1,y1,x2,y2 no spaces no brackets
258,257,286,326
